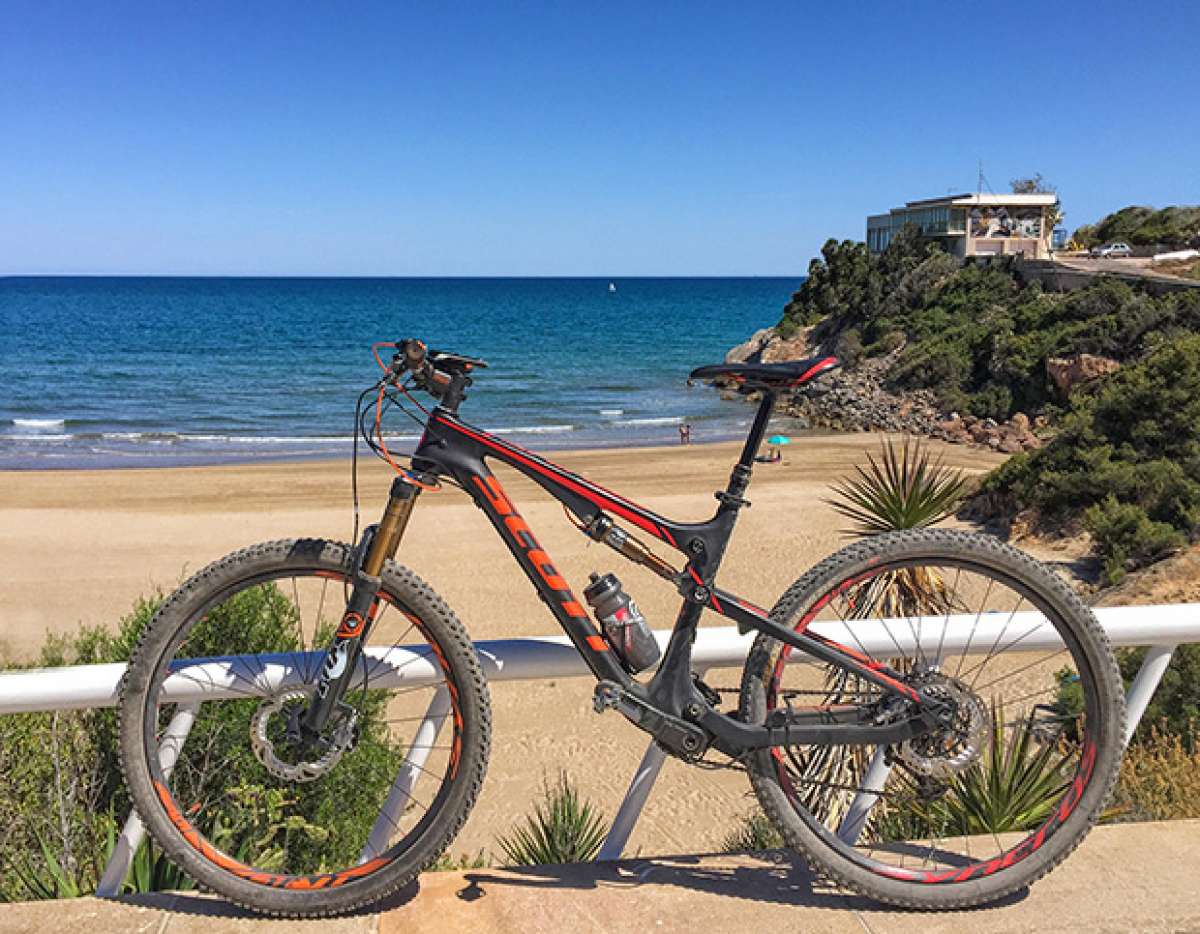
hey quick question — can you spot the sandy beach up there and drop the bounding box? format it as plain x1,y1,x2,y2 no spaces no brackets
0,435,1005,857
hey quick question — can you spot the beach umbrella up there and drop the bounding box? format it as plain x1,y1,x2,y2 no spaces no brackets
767,435,791,446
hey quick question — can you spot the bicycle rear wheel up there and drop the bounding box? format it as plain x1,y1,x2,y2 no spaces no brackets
118,538,490,917
739,529,1124,909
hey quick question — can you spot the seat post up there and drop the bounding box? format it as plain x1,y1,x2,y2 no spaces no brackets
720,390,776,504
737,390,777,469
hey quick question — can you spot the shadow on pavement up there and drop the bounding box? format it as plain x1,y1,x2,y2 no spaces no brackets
118,876,421,918
459,851,874,910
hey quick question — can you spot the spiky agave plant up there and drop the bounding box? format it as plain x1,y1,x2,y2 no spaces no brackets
827,435,969,619
873,705,1075,843
495,773,609,866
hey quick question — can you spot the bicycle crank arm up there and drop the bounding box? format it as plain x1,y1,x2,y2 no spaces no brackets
594,681,709,760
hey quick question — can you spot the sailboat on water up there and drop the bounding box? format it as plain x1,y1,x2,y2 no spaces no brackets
608,281,617,293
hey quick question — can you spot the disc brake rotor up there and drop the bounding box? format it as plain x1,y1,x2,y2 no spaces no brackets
250,689,357,783
896,672,990,781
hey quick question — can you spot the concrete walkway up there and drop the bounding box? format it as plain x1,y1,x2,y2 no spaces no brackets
2,820,1197,933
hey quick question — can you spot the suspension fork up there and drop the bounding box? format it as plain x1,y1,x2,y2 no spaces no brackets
301,476,422,739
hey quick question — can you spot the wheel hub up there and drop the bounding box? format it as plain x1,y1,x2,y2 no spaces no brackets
896,670,990,780
250,690,357,783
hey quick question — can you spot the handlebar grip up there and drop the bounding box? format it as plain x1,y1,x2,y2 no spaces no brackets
396,338,451,397
399,338,428,371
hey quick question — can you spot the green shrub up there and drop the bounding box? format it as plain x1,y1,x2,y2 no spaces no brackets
1074,205,1200,249
1120,645,1200,749
495,773,609,866
979,335,1200,575
0,587,405,900
1084,497,1184,584
778,225,1200,424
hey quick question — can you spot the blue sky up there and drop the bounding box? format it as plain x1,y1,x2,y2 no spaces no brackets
2,1,1197,276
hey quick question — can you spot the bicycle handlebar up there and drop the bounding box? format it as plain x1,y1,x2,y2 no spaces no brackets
392,339,488,399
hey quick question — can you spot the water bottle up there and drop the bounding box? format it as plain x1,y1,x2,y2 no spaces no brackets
583,572,661,674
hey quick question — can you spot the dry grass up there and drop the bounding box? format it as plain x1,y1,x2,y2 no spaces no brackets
1153,257,1200,281
1112,728,1200,822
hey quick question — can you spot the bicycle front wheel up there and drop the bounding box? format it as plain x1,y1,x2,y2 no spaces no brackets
118,538,490,917
739,529,1124,910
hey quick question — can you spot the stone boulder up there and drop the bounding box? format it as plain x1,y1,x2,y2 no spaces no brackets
723,325,818,366
1046,354,1120,395
724,327,775,364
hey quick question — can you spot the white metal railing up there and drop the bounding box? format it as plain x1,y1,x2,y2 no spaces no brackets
0,603,1194,895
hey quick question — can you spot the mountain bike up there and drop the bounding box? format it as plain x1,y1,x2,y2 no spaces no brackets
118,339,1125,917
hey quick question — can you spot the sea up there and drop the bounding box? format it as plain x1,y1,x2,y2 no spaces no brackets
0,276,801,469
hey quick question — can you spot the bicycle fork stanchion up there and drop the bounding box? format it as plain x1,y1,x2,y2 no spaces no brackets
97,702,201,897
360,686,452,863
1123,643,1176,746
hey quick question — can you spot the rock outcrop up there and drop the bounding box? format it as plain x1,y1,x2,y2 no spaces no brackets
724,325,819,365
1046,354,1121,395
716,326,1043,452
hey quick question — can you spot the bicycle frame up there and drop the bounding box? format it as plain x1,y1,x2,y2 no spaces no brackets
311,383,943,760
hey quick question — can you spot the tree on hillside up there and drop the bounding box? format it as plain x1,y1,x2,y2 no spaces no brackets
1010,174,1055,194
1073,205,1200,249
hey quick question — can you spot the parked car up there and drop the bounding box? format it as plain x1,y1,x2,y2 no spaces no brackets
1091,242,1133,258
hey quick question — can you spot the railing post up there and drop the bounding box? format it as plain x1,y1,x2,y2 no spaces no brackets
97,702,200,898
1123,644,1175,746
597,665,714,862
360,686,452,862
836,746,892,846
596,739,668,862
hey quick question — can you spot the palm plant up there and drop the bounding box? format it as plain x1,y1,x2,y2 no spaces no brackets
827,434,970,622
827,435,968,537
720,810,784,853
495,773,609,866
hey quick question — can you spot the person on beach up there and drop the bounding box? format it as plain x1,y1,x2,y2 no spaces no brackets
678,423,692,444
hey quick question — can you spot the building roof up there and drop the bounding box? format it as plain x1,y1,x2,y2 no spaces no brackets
904,193,1058,208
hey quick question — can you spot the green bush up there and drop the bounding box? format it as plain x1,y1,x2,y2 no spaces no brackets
779,225,1200,423
0,587,405,900
1053,643,1200,754
1120,645,1200,749
1084,497,1184,584
979,335,1200,575
1073,205,1200,249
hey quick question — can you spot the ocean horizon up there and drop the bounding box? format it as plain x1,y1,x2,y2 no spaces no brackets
0,276,803,469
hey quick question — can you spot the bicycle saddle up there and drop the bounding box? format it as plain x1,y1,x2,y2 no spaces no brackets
689,355,840,388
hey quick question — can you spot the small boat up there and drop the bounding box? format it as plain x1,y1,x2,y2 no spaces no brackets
608,282,617,293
